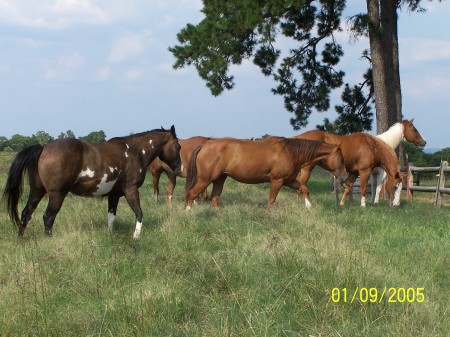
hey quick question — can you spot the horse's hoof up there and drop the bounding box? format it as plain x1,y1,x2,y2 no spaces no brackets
45,228,53,236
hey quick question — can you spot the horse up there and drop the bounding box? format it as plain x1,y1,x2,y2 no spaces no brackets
372,119,426,205
294,131,403,207
149,136,211,204
2,126,181,239
184,137,347,209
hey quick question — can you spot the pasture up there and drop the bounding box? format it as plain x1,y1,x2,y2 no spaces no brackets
0,151,448,336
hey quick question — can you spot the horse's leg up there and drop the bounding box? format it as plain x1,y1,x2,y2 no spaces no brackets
186,179,211,210
123,187,143,239
340,173,357,206
19,185,46,236
359,169,372,207
107,193,121,231
210,175,227,208
166,170,177,206
201,187,208,203
151,169,161,202
267,179,284,208
374,170,388,204
296,165,314,207
43,191,68,235
371,169,378,204
285,180,312,208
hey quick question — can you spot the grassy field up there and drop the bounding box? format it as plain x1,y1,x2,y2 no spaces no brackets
0,151,448,336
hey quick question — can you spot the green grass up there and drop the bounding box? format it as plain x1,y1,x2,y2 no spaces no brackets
0,153,448,336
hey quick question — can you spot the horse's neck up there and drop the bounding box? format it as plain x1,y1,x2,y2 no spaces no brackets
376,123,403,149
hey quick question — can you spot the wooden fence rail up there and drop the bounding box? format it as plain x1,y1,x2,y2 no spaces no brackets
406,160,449,207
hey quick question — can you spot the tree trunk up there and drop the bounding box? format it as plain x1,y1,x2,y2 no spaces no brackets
366,0,390,134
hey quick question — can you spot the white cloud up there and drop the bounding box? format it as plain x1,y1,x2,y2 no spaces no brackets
44,51,86,80
401,38,450,63
94,66,111,81
0,0,110,29
403,75,450,101
108,31,152,63
123,68,143,80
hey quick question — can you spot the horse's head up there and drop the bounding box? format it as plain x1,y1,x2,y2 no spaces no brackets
159,125,182,175
385,171,404,207
324,144,347,185
403,119,426,147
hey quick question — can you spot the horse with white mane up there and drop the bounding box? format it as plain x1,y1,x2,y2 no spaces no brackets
372,119,426,206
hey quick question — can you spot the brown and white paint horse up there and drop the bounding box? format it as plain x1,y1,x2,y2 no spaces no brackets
372,119,426,205
3,126,181,239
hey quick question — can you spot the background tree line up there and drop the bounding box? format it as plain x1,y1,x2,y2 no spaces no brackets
0,130,106,152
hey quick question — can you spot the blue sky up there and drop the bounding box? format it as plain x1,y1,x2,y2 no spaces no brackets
1,0,449,149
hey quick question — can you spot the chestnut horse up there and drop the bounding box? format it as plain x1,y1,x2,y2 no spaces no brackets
3,126,181,239
185,137,347,209
294,131,402,207
372,119,426,204
149,136,210,204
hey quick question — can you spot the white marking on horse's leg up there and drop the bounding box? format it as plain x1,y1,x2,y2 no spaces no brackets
180,163,185,174
133,220,143,240
149,139,153,144
361,196,366,207
168,195,173,205
142,149,146,154
186,205,192,211
392,182,402,207
305,199,312,208
108,212,115,230
126,143,130,149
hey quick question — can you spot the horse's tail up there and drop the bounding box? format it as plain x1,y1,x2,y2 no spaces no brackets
185,146,202,196
2,144,44,226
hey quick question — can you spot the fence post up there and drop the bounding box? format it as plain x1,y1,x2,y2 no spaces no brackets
435,161,448,207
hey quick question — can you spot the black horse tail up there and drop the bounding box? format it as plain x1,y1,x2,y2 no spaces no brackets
2,144,44,226
185,146,202,196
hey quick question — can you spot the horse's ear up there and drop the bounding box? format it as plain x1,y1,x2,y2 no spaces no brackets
170,125,176,136
409,118,414,124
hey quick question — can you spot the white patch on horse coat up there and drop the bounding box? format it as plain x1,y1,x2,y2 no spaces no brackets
125,151,129,158
78,168,95,178
108,212,115,230
92,174,117,197
109,166,118,173
126,143,130,149
133,220,143,239
149,139,153,144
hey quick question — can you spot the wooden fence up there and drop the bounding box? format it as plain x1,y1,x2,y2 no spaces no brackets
406,160,450,207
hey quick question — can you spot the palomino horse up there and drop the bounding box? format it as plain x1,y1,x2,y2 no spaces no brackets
149,136,210,204
372,119,426,204
3,126,181,239
294,131,402,207
185,137,347,209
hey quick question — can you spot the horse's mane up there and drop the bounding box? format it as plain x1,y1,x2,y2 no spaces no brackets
281,138,325,165
108,127,172,141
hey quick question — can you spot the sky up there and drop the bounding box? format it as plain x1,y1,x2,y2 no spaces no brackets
0,0,449,150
